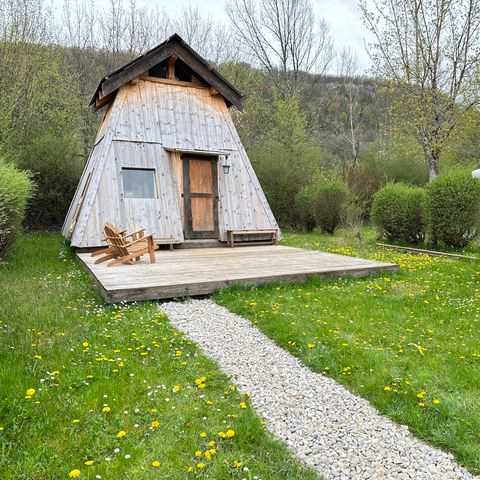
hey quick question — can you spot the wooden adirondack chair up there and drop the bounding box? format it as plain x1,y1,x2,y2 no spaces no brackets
90,223,126,261
91,223,158,267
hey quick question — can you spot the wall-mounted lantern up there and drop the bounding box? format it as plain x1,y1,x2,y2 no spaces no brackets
222,154,231,174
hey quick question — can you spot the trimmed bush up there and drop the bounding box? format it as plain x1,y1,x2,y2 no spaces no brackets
428,170,480,248
313,180,349,234
294,185,316,231
0,159,34,258
371,183,427,243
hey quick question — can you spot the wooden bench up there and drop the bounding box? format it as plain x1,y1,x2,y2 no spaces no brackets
226,229,278,248
154,237,176,251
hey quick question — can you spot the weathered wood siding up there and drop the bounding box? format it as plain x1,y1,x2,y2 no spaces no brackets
64,78,280,247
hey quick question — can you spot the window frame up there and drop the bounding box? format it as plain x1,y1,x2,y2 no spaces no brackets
121,167,158,199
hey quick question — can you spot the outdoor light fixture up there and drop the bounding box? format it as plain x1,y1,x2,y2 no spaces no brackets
222,154,231,174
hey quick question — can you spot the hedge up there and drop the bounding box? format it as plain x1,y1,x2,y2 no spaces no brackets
428,170,480,248
0,160,34,258
371,183,427,243
313,180,350,235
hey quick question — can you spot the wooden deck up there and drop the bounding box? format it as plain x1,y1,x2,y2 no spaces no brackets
77,245,398,303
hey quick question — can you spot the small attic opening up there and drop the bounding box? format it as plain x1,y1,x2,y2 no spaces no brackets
174,59,193,82
147,56,205,85
148,60,168,78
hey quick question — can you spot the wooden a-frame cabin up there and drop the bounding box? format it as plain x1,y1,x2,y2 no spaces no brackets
62,34,280,248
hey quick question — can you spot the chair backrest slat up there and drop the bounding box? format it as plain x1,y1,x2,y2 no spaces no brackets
104,223,129,256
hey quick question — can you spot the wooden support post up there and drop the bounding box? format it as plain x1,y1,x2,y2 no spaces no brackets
167,54,178,80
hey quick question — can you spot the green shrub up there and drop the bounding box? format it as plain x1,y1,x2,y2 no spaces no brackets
313,180,349,234
294,185,316,231
345,162,387,218
17,132,83,229
428,170,480,248
371,183,427,243
0,159,34,258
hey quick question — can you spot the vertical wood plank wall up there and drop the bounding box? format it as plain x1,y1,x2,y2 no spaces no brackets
64,79,280,247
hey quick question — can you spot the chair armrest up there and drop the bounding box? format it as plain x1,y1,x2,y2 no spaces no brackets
122,229,145,239
123,234,154,247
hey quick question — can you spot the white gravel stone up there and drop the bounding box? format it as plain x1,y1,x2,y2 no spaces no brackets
160,299,477,480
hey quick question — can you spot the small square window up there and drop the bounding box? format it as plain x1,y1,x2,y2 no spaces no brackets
122,168,157,198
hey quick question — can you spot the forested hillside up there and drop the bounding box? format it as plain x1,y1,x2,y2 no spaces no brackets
1,0,479,230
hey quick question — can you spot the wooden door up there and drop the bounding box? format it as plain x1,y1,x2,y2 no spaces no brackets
183,156,219,239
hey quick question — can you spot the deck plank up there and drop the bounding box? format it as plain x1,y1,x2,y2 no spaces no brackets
77,245,398,303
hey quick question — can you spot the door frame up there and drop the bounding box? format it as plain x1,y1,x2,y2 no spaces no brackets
182,154,219,239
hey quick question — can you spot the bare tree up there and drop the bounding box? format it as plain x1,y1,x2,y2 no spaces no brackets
226,0,334,94
334,48,367,167
123,1,172,57
62,0,96,50
360,0,480,181
98,0,128,70
172,3,237,64
0,0,54,44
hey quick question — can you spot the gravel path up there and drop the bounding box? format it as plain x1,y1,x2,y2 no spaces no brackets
160,299,477,480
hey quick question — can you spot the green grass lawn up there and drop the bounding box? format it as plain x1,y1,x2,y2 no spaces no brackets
215,228,480,474
0,234,319,480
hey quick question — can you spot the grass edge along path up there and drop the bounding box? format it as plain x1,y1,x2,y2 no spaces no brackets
0,233,321,480
215,229,480,475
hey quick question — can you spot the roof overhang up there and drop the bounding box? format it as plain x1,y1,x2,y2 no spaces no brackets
90,33,243,111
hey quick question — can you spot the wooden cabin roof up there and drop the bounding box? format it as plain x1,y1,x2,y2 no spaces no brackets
90,33,243,111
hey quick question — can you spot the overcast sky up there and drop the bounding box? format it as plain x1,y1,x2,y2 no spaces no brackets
50,0,374,72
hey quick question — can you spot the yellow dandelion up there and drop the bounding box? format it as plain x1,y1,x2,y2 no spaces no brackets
199,432,207,438
26,388,36,396
102,406,111,413
196,462,205,469
151,420,160,428
84,460,94,466
307,343,316,348
433,399,440,405
383,386,391,391
173,385,181,393
116,430,127,439
82,342,89,348
187,466,194,472
72,419,80,424
151,460,161,467
194,450,202,457
239,402,247,409
233,460,243,468
68,469,81,478
226,429,235,438
208,440,215,447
